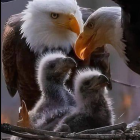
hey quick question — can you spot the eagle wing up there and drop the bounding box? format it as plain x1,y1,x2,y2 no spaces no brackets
2,14,22,97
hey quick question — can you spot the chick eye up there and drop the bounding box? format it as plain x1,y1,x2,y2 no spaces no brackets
87,22,94,29
51,13,59,19
49,63,55,69
84,81,90,86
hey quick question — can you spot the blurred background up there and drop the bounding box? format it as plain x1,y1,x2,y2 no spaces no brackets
1,0,140,137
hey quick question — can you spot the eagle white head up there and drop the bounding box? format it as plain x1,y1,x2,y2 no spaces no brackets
21,0,83,54
74,7,129,63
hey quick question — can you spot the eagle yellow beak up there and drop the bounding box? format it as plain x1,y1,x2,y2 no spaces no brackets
74,32,96,60
54,14,80,36
67,14,80,36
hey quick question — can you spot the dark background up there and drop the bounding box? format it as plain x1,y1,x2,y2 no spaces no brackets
1,0,14,2
1,0,140,137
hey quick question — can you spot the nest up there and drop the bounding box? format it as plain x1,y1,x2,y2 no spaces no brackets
1,122,140,140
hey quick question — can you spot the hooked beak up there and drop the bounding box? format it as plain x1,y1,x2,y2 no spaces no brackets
57,57,77,73
89,75,109,90
74,32,96,60
95,75,109,88
54,14,80,36
68,14,80,36
63,57,77,69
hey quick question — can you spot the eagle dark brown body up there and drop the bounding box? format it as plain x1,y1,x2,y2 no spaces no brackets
2,13,41,110
112,0,140,74
2,8,111,111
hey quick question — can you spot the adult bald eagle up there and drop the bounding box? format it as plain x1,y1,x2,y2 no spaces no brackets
74,0,140,75
2,0,83,111
2,0,111,111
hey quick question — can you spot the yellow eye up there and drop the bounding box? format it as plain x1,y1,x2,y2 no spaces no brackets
87,22,94,29
51,13,59,19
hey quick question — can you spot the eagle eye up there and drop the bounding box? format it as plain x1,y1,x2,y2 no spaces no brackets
51,13,59,19
87,22,94,29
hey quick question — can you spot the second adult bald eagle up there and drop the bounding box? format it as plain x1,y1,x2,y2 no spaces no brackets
2,0,83,110
74,0,140,75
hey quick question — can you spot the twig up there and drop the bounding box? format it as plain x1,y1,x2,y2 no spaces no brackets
1,123,69,137
77,122,127,134
2,131,82,140
67,133,125,139
1,138,11,140
1,129,125,140
3,131,140,140
125,133,140,139
1,123,139,140
3,131,51,140
111,79,140,88
1,123,127,137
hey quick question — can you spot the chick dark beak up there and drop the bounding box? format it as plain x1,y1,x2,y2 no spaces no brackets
95,75,109,88
89,75,109,90
63,57,77,70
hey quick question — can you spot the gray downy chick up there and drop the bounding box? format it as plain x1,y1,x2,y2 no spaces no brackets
29,52,76,131
55,69,115,133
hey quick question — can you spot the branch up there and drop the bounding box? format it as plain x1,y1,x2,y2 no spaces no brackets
125,133,140,139
2,131,79,140
1,138,11,140
66,133,124,139
77,122,127,134
0,127,124,140
111,79,140,89
1,123,69,138
1,123,127,137
4,131,50,140
1,123,140,140
3,130,140,140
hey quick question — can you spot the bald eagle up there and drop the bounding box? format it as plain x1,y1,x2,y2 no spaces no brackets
2,0,112,111
74,0,140,75
2,0,83,111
